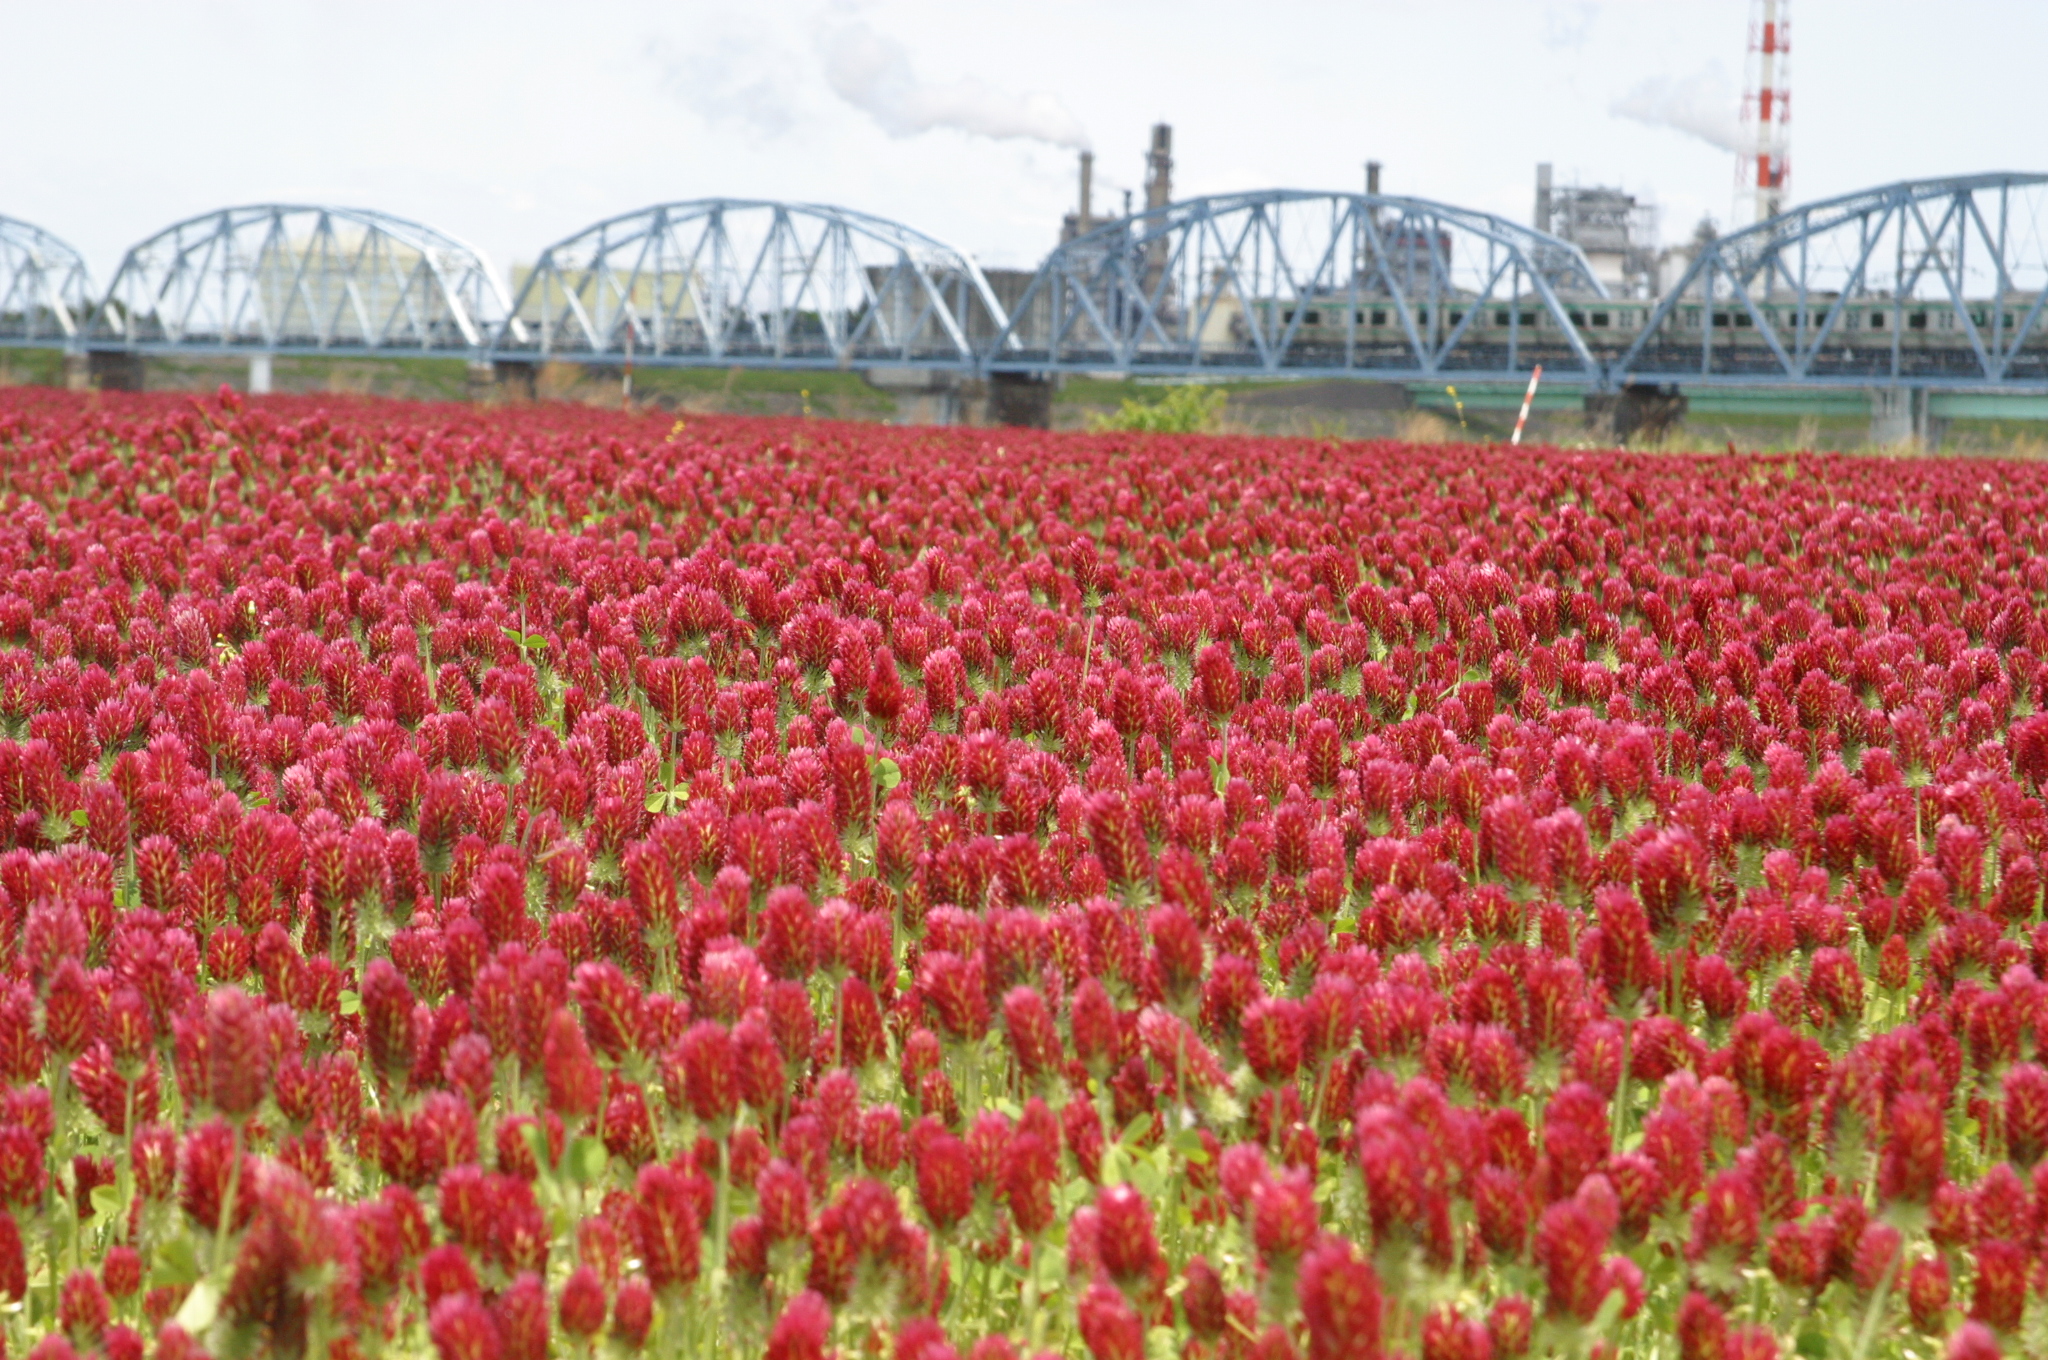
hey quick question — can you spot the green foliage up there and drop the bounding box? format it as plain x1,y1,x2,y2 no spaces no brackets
1088,383,1228,434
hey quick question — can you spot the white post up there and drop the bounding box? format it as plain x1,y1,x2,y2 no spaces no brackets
248,353,272,395
1511,365,1544,445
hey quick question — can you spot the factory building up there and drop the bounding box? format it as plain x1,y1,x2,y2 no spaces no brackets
1533,165,1661,298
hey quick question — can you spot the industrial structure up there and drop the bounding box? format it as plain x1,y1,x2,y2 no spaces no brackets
1535,166,1661,298
1057,152,1097,244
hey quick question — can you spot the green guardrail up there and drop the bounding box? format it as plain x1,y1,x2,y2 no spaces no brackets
1926,392,2048,421
1407,383,1580,413
1408,384,2048,423
1681,390,1874,418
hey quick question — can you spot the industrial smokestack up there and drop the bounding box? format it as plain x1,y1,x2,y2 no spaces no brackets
1141,124,1174,305
1145,124,1173,213
1744,0,1791,221
1079,150,1094,231
1535,163,1554,234
1366,160,1382,196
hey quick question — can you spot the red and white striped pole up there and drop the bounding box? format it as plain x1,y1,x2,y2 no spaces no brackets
1510,365,1543,446
1744,0,1790,221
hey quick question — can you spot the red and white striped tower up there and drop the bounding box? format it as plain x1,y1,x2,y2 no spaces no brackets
1741,0,1791,221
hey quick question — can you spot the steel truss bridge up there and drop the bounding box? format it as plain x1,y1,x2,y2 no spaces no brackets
0,216,93,345
88,206,516,354
1616,175,2048,388
498,200,1008,370
2,174,2044,394
985,191,1608,383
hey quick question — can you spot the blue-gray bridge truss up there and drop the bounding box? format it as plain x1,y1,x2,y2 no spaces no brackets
88,205,516,355
1612,174,2048,390
5,175,2046,393
983,190,1609,382
495,200,1008,369
0,215,93,345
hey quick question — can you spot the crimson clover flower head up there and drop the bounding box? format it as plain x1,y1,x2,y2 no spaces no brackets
428,1290,500,1360
612,1275,656,1349
1298,1235,1382,1360
200,986,272,1117
1096,1182,1162,1286
1078,1281,1144,1360
768,1291,834,1360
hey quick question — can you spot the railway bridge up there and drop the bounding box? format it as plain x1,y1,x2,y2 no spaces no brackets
4,173,2045,436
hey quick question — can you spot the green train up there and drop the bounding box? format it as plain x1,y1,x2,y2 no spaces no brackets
1261,295,2045,354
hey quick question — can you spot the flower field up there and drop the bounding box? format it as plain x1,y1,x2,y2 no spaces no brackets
0,387,2046,1360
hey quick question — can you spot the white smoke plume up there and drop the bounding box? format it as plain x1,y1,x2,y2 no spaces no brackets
819,20,1089,150
1611,67,1745,154
647,32,799,139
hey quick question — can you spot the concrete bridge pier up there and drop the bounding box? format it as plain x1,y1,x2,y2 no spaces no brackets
491,360,538,400
1869,387,1924,446
988,372,1055,428
87,350,145,392
865,368,967,426
1583,383,1687,445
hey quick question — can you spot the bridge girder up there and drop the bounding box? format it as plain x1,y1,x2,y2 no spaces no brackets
0,216,93,346
89,205,515,354
984,190,1610,381
1614,174,2048,387
497,200,1009,368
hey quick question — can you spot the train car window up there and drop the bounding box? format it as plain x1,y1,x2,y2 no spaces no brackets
1591,312,1610,327
1870,313,1887,330
1496,310,1509,326
1568,311,1585,325
1910,312,1928,330
1371,309,1387,326
1448,311,1463,325
1712,312,1729,326
1522,312,1536,326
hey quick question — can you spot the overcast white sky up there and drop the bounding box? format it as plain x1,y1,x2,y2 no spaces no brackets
4,0,2043,282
